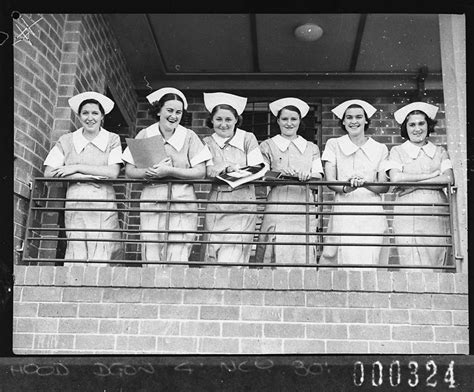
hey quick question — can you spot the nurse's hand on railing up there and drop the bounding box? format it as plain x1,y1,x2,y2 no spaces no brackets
144,157,172,179
50,165,79,177
280,168,296,177
50,166,108,181
296,170,311,182
77,174,107,180
224,163,241,173
278,168,311,182
340,175,366,193
348,175,365,188
207,162,228,178
208,162,241,177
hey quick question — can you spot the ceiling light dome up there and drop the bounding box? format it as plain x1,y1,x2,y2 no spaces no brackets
294,23,323,42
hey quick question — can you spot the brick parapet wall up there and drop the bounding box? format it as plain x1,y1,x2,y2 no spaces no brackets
13,266,468,354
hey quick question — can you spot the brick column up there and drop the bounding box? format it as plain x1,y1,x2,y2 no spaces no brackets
14,14,67,262
439,14,468,273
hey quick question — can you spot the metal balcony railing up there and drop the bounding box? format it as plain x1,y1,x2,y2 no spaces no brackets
19,177,459,271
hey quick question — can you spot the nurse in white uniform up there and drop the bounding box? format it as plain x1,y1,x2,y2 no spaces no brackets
320,99,390,268
122,87,211,264
387,102,453,269
202,92,265,263
256,97,323,264
44,91,123,265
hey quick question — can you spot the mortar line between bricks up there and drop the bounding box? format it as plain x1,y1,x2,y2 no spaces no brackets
16,285,460,295
20,284,432,293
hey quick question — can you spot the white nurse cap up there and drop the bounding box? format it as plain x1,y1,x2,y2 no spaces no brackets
203,92,247,115
331,99,377,120
68,91,115,115
269,97,310,118
393,101,439,124
146,87,188,110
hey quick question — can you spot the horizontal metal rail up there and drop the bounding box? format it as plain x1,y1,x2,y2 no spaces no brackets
30,206,449,217
31,197,449,207
24,236,452,247
22,177,456,270
20,257,456,270
28,227,452,237
33,177,450,187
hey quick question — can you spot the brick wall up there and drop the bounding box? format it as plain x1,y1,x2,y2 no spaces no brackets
14,14,138,264
14,14,67,263
53,14,137,142
13,266,468,354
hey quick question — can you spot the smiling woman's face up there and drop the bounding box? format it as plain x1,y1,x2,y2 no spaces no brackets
79,103,103,134
211,108,238,139
342,106,367,137
158,99,183,132
406,113,428,145
277,108,301,139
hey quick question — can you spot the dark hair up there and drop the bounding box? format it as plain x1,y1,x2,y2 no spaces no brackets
339,104,371,132
277,105,301,119
148,93,186,119
276,105,306,132
400,110,437,139
78,99,105,116
205,104,243,129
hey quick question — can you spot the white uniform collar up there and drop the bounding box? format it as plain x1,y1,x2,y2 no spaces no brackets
338,134,379,160
73,128,109,153
211,128,246,151
146,123,187,152
401,140,436,159
272,134,307,154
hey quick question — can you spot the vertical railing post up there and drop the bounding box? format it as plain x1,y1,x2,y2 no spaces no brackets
316,184,323,265
21,178,37,263
305,183,310,264
163,181,172,261
446,183,460,272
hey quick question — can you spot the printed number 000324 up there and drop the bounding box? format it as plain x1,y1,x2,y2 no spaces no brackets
353,360,456,388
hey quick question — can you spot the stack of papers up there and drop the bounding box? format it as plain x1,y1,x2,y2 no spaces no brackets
216,163,267,189
263,170,298,180
125,135,168,168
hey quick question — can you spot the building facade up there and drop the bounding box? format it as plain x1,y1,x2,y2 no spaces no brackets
12,14,468,354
